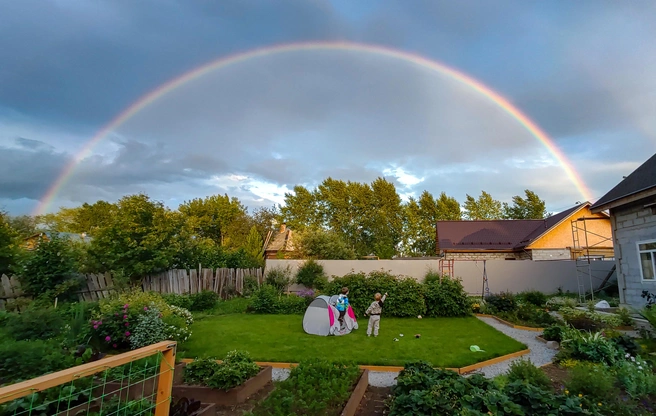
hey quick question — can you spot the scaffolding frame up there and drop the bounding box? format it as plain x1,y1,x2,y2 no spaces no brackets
571,217,614,303
439,258,454,278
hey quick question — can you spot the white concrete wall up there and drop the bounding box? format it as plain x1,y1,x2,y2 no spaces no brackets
531,249,571,261
266,258,616,296
612,202,656,307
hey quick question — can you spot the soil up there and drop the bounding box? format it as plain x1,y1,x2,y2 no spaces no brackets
210,382,275,416
540,363,570,392
355,386,393,416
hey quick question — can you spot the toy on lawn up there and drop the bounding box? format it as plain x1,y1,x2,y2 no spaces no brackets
415,334,421,338
417,315,422,319
302,295,358,336
469,345,485,352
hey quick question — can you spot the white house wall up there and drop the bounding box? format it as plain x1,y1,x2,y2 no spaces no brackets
611,203,656,307
267,259,616,296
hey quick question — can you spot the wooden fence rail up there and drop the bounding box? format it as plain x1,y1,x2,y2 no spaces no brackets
0,268,264,310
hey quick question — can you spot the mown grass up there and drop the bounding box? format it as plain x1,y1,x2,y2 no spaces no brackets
181,314,526,368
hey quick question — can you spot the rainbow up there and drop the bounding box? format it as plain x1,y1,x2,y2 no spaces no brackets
34,41,593,215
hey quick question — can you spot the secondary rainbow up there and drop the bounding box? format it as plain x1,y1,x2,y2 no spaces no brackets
34,41,593,215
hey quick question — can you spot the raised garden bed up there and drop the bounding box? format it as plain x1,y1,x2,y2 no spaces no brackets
56,398,215,416
172,364,272,406
340,369,369,416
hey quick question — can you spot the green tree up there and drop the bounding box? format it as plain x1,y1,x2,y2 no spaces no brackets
464,191,503,220
293,229,356,260
86,194,182,279
435,192,462,220
17,232,82,302
366,177,404,258
280,186,322,231
249,205,280,239
502,189,549,219
244,226,264,267
7,215,39,239
0,212,18,275
179,194,249,247
402,197,426,257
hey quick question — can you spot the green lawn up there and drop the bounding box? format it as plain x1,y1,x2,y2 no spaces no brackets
180,314,526,368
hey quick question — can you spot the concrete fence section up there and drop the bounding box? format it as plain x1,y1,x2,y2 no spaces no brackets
265,259,617,296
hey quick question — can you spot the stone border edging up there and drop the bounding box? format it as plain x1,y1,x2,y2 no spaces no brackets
475,314,544,332
341,370,369,416
181,349,531,375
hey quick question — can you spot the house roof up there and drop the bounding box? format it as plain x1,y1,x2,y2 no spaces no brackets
590,152,656,211
264,228,294,252
517,203,592,248
436,220,543,251
436,203,599,252
26,231,92,242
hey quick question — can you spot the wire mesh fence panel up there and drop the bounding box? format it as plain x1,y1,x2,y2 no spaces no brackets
0,342,176,416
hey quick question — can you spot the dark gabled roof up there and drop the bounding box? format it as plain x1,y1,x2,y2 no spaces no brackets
436,203,600,251
591,153,656,211
436,220,543,251
517,203,590,248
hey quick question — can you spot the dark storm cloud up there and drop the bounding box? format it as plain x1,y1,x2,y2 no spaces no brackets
1,0,655,215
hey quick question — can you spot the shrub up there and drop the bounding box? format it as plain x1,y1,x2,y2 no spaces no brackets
189,290,218,311
545,296,577,311
264,266,293,293
484,292,517,313
542,325,564,342
249,284,279,314
17,233,83,302
0,339,73,384
558,328,623,365
295,259,327,289
615,307,633,327
564,362,617,404
243,275,259,297
183,357,221,385
327,271,426,317
614,354,656,399
423,269,443,285
276,293,311,314
520,290,548,307
129,306,169,350
162,293,193,310
560,307,622,330
424,277,470,317
4,307,65,341
505,358,552,391
498,303,559,328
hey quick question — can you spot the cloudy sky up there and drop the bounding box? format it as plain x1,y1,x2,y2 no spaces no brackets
1,0,655,216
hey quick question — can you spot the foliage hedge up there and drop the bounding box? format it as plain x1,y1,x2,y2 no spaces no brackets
324,271,470,318
249,285,313,314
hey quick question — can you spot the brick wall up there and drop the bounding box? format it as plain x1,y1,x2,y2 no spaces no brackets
611,200,656,307
444,252,522,261
531,248,571,261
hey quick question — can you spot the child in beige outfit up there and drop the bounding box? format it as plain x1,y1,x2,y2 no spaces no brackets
365,292,387,337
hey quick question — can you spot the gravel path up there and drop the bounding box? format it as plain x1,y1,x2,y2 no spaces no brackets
271,317,556,387
467,316,556,378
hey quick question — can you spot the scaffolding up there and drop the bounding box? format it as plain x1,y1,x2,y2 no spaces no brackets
571,217,614,303
439,258,454,278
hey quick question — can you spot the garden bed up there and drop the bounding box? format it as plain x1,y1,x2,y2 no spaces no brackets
94,363,186,401
172,365,272,406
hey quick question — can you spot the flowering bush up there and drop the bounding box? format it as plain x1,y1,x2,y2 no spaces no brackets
129,306,169,350
560,307,622,329
91,291,193,351
614,354,656,399
545,296,578,311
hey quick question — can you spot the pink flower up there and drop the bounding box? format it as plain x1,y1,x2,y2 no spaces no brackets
98,321,102,325
93,325,99,330
144,307,148,311
125,331,131,337
123,304,129,309
105,336,111,342
123,315,128,320
125,322,129,327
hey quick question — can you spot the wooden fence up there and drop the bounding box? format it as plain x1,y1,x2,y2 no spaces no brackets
0,268,263,310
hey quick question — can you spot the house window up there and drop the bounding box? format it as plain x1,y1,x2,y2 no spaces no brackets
638,241,656,281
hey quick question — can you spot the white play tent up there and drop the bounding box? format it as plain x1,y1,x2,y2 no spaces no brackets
302,295,358,336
